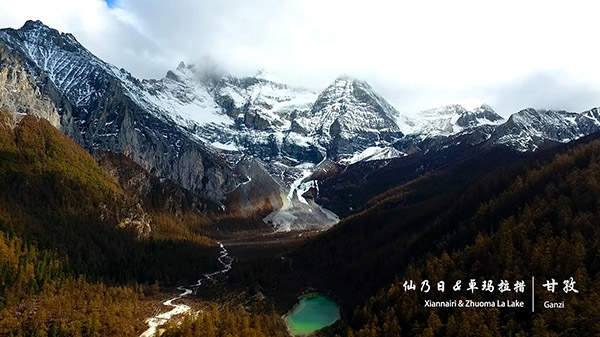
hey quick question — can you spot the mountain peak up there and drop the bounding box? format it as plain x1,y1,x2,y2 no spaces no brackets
254,68,268,78
506,108,551,125
16,20,61,40
21,20,49,31
7,19,85,54
173,61,198,78
308,75,406,158
335,74,352,81
333,74,366,85
478,103,495,112
254,69,281,82
319,76,381,103
414,103,503,136
167,59,228,85
420,104,467,117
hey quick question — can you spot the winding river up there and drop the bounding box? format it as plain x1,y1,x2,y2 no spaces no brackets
139,243,233,337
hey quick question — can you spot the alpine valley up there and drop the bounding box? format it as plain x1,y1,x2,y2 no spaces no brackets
2,20,600,337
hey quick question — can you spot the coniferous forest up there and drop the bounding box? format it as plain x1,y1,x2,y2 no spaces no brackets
5,108,600,336
0,112,289,336
296,136,600,336
1,7,600,336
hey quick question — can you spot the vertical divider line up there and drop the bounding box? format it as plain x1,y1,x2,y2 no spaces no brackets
532,276,535,313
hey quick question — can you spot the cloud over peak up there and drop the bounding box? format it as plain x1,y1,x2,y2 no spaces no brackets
1,0,599,116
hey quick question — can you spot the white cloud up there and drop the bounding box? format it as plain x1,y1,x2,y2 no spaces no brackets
0,0,174,79
1,0,599,116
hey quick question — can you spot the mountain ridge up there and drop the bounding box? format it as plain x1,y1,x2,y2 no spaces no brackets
2,20,600,231
0,20,242,205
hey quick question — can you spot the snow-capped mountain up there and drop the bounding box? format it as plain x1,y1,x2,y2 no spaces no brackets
393,104,600,156
301,76,413,161
489,107,600,151
135,62,234,130
141,67,415,173
141,61,318,133
0,20,242,203
413,103,504,138
215,70,318,131
2,20,600,230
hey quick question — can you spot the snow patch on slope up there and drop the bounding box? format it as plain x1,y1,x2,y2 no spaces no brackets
340,146,406,165
135,65,233,128
411,104,504,138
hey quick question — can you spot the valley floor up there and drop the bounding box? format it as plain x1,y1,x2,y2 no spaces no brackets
138,228,329,336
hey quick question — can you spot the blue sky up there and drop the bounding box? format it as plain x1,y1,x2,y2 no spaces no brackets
104,0,116,8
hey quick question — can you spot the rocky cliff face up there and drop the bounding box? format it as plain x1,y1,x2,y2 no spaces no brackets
0,20,241,203
0,43,60,128
456,104,503,128
95,151,219,218
305,76,409,160
488,108,600,151
2,20,600,231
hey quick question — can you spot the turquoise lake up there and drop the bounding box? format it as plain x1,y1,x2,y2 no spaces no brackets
285,294,341,335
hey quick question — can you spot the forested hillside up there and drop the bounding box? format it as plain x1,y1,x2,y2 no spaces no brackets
0,110,221,336
159,304,289,337
305,136,600,336
0,226,155,336
2,6,597,337
0,110,219,283
295,145,534,307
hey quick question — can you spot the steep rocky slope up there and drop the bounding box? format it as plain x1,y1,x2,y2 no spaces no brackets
2,20,600,231
0,20,241,204
489,107,600,151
